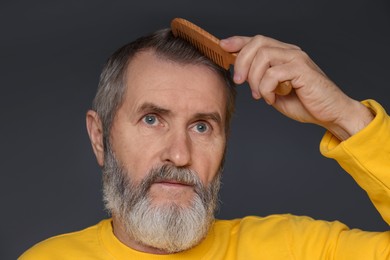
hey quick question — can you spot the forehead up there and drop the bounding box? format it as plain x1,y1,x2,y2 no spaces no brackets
121,50,228,118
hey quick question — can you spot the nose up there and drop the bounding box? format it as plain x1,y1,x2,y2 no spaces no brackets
161,129,192,167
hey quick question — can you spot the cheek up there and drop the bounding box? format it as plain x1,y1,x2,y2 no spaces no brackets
111,129,162,182
193,139,225,184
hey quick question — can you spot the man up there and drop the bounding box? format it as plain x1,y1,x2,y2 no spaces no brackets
20,27,390,259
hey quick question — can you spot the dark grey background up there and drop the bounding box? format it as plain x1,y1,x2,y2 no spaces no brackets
1,0,389,258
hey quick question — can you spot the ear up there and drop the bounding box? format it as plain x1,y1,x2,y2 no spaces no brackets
86,110,105,167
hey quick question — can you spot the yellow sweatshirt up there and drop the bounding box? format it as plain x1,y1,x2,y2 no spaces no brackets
19,100,390,260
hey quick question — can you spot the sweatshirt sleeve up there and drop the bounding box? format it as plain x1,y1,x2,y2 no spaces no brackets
287,100,390,260
320,99,390,224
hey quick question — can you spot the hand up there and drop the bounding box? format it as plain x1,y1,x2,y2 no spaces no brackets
220,35,374,140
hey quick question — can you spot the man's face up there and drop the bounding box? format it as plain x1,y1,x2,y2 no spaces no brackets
109,50,227,208
96,50,229,252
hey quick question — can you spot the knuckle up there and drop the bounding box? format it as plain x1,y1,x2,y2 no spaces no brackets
289,44,302,50
256,48,269,63
299,50,310,59
265,66,278,79
293,49,310,64
253,35,265,41
300,50,310,59
253,35,266,45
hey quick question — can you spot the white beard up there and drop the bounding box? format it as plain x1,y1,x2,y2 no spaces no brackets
102,145,221,253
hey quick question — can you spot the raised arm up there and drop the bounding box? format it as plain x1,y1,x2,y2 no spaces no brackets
220,35,390,259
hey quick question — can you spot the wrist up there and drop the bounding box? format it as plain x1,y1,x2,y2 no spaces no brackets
326,100,374,141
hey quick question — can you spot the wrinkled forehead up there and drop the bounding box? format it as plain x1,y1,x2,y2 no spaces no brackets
124,49,228,94
121,50,228,119
126,48,228,81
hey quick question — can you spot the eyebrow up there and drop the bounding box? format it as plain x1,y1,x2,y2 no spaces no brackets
136,102,171,116
193,112,222,126
136,102,222,126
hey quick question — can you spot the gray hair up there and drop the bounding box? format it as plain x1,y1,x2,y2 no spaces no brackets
92,28,236,143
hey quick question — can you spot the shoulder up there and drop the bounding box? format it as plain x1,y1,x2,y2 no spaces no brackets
215,214,293,229
214,214,346,239
19,219,111,260
212,215,347,256
214,214,294,238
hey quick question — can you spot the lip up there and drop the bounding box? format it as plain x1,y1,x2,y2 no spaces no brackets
154,180,193,187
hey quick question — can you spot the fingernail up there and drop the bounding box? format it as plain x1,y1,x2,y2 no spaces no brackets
234,73,242,83
265,99,271,105
252,91,260,99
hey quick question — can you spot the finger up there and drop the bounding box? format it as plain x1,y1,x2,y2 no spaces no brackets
246,47,301,99
245,35,301,50
257,63,298,105
221,35,301,52
219,36,252,53
233,36,301,85
246,49,269,99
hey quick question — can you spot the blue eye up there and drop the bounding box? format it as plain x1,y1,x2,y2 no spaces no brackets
195,122,208,133
143,115,157,125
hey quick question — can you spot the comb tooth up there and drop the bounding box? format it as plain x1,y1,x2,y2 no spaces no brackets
211,49,223,67
210,49,216,61
207,48,215,63
203,48,209,57
208,47,217,64
186,34,192,43
200,43,207,55
200,46,206,57
173,22,221,66
197,40,205,54
196,41,201,50
193,37,199,47
206,49,212,61
189,34,196,45
214,53,221,66
178,30,184,39
182,31,189,41
217,54,223,66
180,28,189,41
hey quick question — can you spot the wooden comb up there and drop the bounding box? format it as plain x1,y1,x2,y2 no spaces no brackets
171,18,292,96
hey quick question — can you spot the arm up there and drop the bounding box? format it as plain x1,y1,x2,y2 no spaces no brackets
290,111,390,259
320,99,390,224
220,34,390,221
220,35,390,222
220,36,390,258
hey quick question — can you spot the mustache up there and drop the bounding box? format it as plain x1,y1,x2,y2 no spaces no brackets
140,165,202,190
150,165,200,185
133,164,208,203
